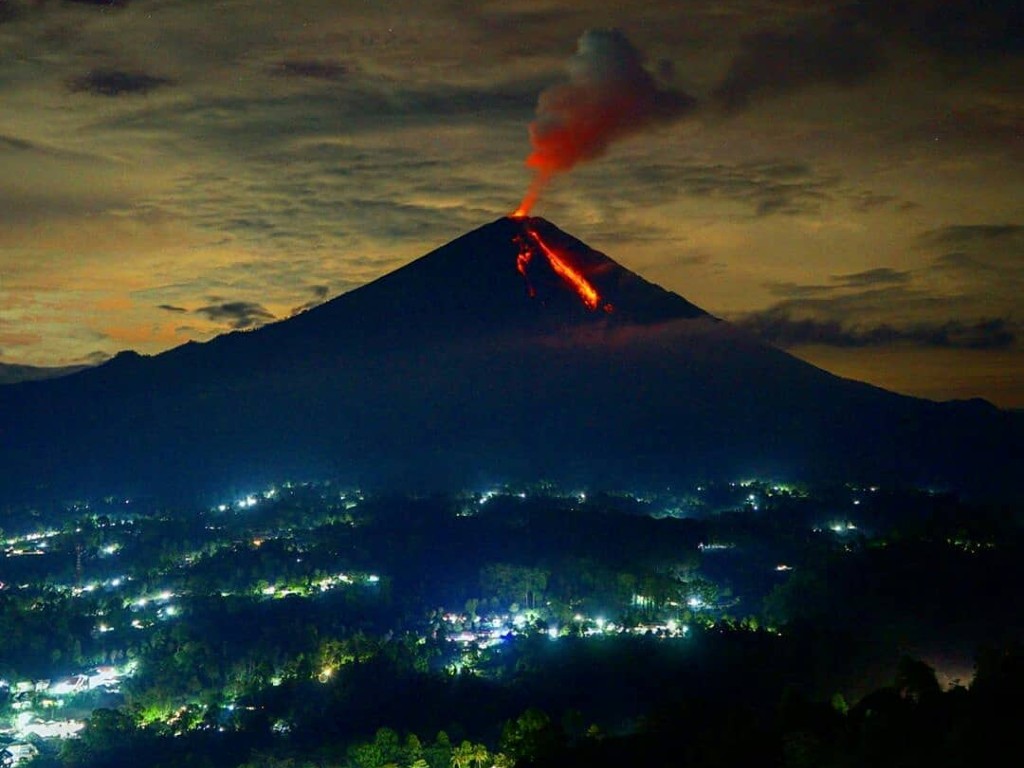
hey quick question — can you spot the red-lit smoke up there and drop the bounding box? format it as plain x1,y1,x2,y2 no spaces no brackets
515,29,695,216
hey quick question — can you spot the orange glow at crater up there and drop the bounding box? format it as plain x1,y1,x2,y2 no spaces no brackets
513,222,606,312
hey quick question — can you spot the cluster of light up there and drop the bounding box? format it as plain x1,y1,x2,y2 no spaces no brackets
50,676,89,696
826,521,858,534
17,717,85,740
316,572,354,591
89,667,122,687
133,589,174,608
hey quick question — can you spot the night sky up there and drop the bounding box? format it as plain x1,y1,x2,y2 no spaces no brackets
1,1,1021,406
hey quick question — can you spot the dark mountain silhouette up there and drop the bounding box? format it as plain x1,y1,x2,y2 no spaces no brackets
0,361,93,385
0,216,1020,503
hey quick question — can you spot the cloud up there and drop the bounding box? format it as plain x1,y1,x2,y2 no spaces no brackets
922,224,1024,248
856,0,1024,59
289,284,331,317
273,60,348,81
77,350,112,365
0,134,34,151
744,226,1021,354
194,301,275,330
65,1,130,7
831,267,911,288
920,225,1024,289
713,12,883,110
671,161,836,217
738,308,1016,350
847,191,901,212
157,304,188,313
68,69,172,97
712,1,1024,112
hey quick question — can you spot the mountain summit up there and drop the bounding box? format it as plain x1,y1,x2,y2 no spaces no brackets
1,216,1020,502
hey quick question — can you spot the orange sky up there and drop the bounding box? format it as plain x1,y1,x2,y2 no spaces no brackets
0,1,1021,406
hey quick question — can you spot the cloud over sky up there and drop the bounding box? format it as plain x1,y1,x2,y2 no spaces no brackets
0,0,1020,404
194,301,275,330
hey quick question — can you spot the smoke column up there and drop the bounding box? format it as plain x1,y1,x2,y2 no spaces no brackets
515,29,695,216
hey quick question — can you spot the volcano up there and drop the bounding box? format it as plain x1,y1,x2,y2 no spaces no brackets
1,216,1020,502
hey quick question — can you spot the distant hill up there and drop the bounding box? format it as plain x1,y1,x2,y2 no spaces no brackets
0,216,1020,503
0,362,92,385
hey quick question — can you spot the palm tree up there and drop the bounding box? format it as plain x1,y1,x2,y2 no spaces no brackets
450,740,475,768
470,743,490,768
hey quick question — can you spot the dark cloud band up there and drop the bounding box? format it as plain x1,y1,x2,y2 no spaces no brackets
69,69,171,97
194,301,275,330
739,310,1016,351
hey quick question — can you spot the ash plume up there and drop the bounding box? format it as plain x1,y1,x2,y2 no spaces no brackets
516,29,695,215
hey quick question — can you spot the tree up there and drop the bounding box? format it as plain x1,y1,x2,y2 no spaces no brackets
450,741,475,768
500,708,560,763
469,742,489,768
895,655,941,702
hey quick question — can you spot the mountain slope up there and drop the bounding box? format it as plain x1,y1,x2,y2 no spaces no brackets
0,361,93,385
0,216,1020,502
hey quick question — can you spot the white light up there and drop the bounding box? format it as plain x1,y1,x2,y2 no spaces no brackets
548,627,559,639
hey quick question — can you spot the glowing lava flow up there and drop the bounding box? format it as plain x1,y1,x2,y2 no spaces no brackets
514,222,607,312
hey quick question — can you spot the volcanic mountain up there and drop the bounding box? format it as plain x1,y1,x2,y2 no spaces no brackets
1,216,1020,503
